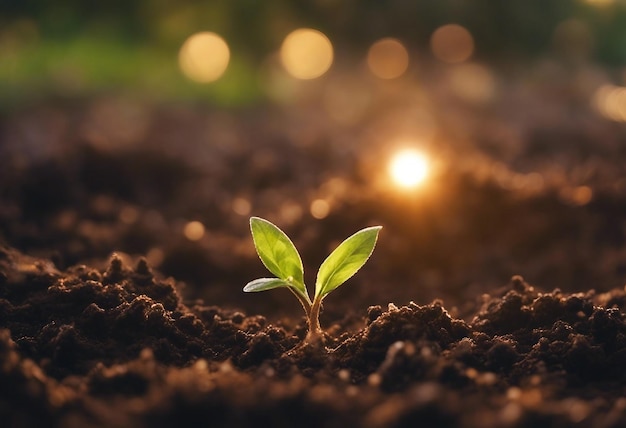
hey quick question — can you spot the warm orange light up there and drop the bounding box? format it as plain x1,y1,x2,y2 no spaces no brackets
232,197,252,216
119,206,139,224
389,149,430,188
448,63,495,103
592,84,626,122
430,24,474,64
280,28,334,79
179,32,230,83
367,38,410,79
310,199,330,219
184,221,205,241
584,0,613,5
280,201,303,223
559,186,593,206
146,247,164,267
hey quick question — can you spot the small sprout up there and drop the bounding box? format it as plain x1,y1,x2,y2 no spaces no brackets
245,216,381,342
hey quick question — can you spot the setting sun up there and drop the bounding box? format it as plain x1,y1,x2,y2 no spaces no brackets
389,149,430,188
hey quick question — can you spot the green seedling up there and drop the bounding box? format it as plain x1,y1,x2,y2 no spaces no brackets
244,216,382,342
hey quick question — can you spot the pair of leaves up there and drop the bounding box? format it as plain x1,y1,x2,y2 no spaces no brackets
244,217,308,302
244,216,381,300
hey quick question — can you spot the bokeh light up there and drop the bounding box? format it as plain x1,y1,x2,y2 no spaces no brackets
232,197,252,216
184,221,206,241
280,28,334,80
310,199,330,219
367,38,410,79
592,84,626,122
119,206,139,224
146,247,165,268
179,32,230,83
389,149,430,189
448,63,496,103
430,24,474,64
279,201,303,224
584,0,614,5
559,186,593,206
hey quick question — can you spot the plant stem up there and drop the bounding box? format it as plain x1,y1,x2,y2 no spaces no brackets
306,296,323,342
289,287,312,316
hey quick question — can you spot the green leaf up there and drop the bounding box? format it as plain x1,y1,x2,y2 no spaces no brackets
315,226,382,298
244,277,290,292
249,217,306,296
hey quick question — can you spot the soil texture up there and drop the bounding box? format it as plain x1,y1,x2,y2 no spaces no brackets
2,96,626,427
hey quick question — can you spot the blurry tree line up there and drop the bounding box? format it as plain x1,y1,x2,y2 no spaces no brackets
2,0,626,64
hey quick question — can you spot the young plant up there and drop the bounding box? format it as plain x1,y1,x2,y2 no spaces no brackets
244,216,381,342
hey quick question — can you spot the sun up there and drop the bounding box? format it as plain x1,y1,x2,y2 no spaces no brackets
388,149,430,189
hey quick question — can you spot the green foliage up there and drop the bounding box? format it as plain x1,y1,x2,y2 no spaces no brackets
315,226,381,298
243,277,292,292
245,216,381,340
246,217,308,303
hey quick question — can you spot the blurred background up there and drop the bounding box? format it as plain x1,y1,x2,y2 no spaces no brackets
2,0,626,104
2,0,626,320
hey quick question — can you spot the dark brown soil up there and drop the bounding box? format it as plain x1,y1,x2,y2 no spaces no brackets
2,247,626,427
2,94,626,427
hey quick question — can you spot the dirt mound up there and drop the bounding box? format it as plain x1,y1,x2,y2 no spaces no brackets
2,246,626,427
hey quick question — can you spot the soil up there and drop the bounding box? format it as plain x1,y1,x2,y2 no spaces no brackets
2,85,626,427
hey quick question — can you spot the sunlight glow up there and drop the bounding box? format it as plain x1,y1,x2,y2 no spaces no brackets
389,149,430,188
179,32,230,83
280,28,334,80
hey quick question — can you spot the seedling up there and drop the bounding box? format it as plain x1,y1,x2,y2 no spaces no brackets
244,216,381,342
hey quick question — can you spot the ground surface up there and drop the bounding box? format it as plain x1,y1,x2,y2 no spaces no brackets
2,71,626,427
